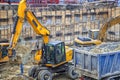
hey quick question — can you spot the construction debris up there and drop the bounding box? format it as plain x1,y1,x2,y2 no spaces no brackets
90,42,120,53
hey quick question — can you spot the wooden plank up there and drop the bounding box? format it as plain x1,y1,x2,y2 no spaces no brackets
8,10,13,18
0,21,8,26
8,18,13,25
36,12,41,17
56,11,62,16
65,10,71,15
0,10,7,19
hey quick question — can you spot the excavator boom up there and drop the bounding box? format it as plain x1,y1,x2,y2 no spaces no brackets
26,11,50,44
98,15,120,41
9,0,26,49
8,0,50,56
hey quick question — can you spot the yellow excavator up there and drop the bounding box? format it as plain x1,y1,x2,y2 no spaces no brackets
75,14,120,47
7,0,78,80
88,15,120,42
74,15,120,46
98,15,120,41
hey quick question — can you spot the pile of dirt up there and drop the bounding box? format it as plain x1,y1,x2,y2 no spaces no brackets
15,44,31,55
14,41,38,65
10,75,34,80
0,64,19,80
11,76,24,80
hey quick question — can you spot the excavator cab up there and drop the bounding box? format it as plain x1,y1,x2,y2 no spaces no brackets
44,41,66,66
30,41,78,80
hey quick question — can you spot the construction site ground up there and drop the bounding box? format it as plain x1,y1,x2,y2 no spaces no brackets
1,40,120,80
0,61,81,80
0,41,81,80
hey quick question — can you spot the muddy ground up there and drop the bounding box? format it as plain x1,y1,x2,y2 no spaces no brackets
0,63,81,80
1,41,120,80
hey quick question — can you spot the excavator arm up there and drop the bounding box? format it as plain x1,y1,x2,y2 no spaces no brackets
98,15,120,41
26,11,50,44
8,0,50,56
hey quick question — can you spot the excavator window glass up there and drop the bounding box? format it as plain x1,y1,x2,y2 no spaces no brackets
55,42,65,64
46,44,55,64
0,45,8,58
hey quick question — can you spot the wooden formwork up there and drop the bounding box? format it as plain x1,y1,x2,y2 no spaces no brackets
55,35,64,41
65,15,72,25
51,11,55,16
55,11,62,16
0,7,120,41
65,10,71,15
115,7,120,17
112,7,120,18
82,8,87,14
46,11,52,16
74,10,80,14
36,12,41,17
0,10,13,26
41,11,47,16
8,18,13,25
50,26,56,38
8,10,13,18
0,21,8,26
0,10,7,19
0,28,11,39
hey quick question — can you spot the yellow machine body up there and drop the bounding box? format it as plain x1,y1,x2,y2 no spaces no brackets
34,45,73,67
74,36,101,46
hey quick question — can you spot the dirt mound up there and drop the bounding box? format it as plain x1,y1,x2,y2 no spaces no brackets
11,75,34,80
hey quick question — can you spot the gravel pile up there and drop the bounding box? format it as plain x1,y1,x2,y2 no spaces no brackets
90,42,120,53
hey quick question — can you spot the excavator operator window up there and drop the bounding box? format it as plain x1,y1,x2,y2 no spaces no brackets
55,42,65,64
46,44,55,64
0,45,8,58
